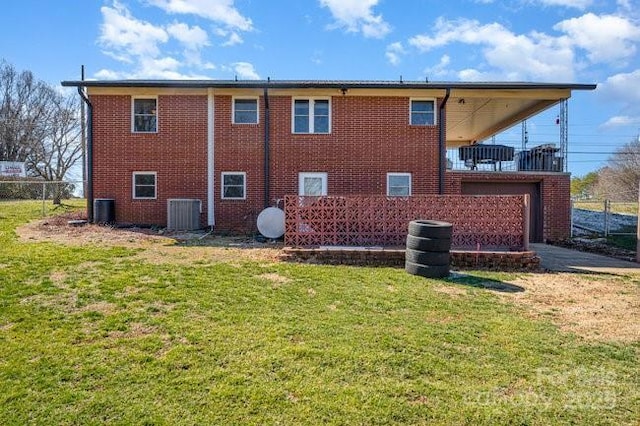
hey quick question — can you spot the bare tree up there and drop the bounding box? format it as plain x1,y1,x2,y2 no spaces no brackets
28,94,83,203
595,137,640,202
1,60,83,204
0,60,57,162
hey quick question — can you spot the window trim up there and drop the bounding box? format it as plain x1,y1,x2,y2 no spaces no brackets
387,172,412,197
298,172,328,196
132,171,157,200
221,172,247,200
131,96,158,133
291,97,331,134
232,97,259,124
409,98,436,126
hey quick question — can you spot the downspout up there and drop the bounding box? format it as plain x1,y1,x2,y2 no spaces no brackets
438,88,450,195
263,86,270,208
77,85,93,223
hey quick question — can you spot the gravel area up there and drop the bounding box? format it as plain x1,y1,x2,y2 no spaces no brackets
572,208,637,235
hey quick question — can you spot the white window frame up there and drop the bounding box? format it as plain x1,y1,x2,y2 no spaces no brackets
132,171,157,200
298,172,328,196
232,97,259,124
409,98,436,126
292,97,331,134
132,96,158,133
387,173,412,197
221,172,247,200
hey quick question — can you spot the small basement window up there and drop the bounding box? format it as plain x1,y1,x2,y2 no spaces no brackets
410,99,435,126
233,98,259,124
132,172,157,199
299,172,328,196
132,97,157,133
221,172,246,200
387,173,411,196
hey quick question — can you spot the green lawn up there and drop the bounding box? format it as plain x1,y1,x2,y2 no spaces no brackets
574,201,638,216
0,201,638,425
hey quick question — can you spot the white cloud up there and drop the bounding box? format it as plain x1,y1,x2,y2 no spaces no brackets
232,62,260,80
98,2,215,79
409,18,575,81
554,13,640,64
535,0,593,9
458,68,491,81
99,1,169,59
598,70,640,129
600,115,640,128
311,50,323,65
617,0,634,12
424,55,452,78
385,42,405,66
167,22,209,49
216,30,243,47
146,0,253,31
319,0,391,38
94,69,125,80
599,69,640,103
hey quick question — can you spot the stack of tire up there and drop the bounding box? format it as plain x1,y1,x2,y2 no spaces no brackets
405,220,452,278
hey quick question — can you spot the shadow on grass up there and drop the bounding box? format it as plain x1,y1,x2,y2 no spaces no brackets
446,272,525,293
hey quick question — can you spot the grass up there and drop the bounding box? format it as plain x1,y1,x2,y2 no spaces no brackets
574,201,638,216
1,200,639,425
607,225,637,251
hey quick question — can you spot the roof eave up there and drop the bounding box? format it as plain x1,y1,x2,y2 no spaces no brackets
60,79,597,91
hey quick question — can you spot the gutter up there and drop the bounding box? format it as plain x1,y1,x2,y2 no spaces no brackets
61,80,598,92
438,88,450,195
263,86,270,209
77,84,94,223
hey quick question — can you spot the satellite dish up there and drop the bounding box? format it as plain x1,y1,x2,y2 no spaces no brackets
257,207,285,239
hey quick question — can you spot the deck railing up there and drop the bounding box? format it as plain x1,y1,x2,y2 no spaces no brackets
284,194,530,250
447,143,565,172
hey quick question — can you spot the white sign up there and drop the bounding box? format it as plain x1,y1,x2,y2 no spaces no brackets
0,161,26,177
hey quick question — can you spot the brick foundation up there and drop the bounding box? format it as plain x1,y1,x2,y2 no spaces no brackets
281,247,540,271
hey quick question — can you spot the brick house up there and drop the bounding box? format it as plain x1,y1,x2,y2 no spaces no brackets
61,80,595,243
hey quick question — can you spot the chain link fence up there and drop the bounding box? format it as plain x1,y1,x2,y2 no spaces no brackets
571,199,638,237
0,179,86,217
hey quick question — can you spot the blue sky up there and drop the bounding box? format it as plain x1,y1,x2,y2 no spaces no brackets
1,0,639,177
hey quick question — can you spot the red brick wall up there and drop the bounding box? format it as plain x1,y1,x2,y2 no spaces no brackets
269,95,440,198
212,94,441,231
213,95,265,231
91,94,208,226
90,91,569,241
446,171,571,242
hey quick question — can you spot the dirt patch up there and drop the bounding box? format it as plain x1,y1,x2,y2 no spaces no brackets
17,215,283,264
432,284,468,297
18,218,174,248
257,273,291,284
502,273,639,343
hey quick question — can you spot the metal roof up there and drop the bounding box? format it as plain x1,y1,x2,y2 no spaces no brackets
61,79,597,91
62,79,597,145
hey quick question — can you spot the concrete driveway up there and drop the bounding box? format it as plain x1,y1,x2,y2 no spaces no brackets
530,243,640,274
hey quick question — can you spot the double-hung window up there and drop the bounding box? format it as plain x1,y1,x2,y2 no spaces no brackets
387,173,411,197
410,99,435,126
233,98,258,124
293,98,330,134
132,97,157,132
221,172,246,200
132,172,157,199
